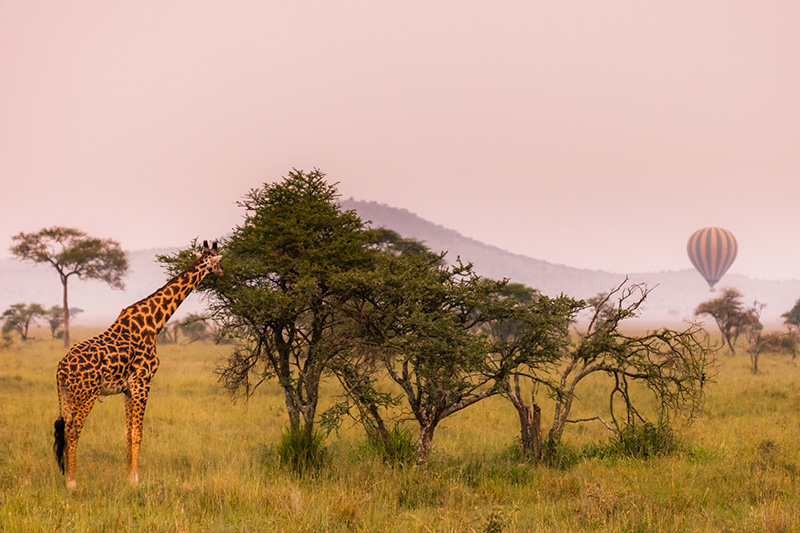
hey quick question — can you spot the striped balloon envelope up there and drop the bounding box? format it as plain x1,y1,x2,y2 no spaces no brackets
687,227,738,291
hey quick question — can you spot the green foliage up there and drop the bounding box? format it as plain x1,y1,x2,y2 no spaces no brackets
159,173,712,475
542,280,715,453
161,169,377,442
695,287,754,355
586,423,679,460
9,226,127,346
44,306,82,338
1,302,46,341
274,426,328,474
781,298,800,330
9,227,128,289
177,313,212,343
540,438,582,470
368,425,417,464
342,251,508,462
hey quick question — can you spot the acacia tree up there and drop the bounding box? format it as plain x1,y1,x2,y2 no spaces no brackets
320,230,436,456
694,287,748,355
782,299,800,333
2,303,47,341
161,169,375,446
344,251,506,463
742,301,766,372
482,283,581,460
10,227,128,347
548,281,713,445
45,306,83,339
780,299,800,359
177,313,213,343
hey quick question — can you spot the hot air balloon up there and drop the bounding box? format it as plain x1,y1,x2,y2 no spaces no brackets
687,227,738,291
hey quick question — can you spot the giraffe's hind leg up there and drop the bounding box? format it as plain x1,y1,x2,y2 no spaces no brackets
63,396,97,490
124,384,151,484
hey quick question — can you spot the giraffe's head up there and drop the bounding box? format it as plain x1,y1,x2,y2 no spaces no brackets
200,240,223,276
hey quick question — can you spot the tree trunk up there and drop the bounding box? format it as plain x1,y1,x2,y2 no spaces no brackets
506,379,543,460
284,389,302,431
416,420,437,464
62,277,70,348
523,403,542,460
302,404,317,445
301,371,320,444
549,395,574,444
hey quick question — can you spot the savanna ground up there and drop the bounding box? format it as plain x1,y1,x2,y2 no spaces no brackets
2,328,800,532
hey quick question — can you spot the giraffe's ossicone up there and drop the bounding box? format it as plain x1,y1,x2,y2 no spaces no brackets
53,240,222,490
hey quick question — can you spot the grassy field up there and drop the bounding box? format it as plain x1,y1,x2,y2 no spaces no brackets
3,329,800,532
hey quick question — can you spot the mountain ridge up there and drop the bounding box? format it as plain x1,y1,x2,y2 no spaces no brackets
1,200,796,328
340,199,800,327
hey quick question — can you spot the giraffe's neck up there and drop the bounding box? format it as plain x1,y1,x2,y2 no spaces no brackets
126,257,215,334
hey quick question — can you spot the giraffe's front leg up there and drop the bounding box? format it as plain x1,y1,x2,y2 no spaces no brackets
124,384,150,484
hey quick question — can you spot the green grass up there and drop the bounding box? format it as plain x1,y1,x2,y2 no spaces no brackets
3,330,800,531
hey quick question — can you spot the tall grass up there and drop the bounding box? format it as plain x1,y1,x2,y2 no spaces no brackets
3,329,800,531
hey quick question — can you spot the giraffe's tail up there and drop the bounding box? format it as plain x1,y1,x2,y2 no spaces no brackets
53,417,66,475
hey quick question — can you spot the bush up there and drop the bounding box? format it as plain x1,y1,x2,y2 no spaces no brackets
541,438,581,469
587,423,679,460
368,426,417,464
275,427,328,474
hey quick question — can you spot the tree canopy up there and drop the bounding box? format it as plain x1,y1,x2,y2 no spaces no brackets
160,170,716,465
10,227,128,346
2,303,47,342
161,169,376,446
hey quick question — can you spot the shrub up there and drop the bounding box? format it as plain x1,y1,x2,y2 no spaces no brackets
587,422,679,460
275,427,328,474
369,426,417,464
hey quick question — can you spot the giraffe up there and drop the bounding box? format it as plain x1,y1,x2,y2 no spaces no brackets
53,241,222,490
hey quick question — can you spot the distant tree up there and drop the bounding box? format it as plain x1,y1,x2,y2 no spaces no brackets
782,299,800,331
156,322,180,344
46,306,83,339
10,227,128,347
177,313,213,343
759,331,797,359
694,288,748,355
742,301,766,372
2,303,47,341
781,299,800,359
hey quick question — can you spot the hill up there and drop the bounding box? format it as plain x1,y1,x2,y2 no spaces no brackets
341,199,800,327
1,200,797,328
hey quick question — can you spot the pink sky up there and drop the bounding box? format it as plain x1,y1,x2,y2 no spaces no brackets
2,2,800,280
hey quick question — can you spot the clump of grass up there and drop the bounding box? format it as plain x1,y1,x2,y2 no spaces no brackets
274,427,328,474
541,438,582,469
366,425,417,464
585,422,679,460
